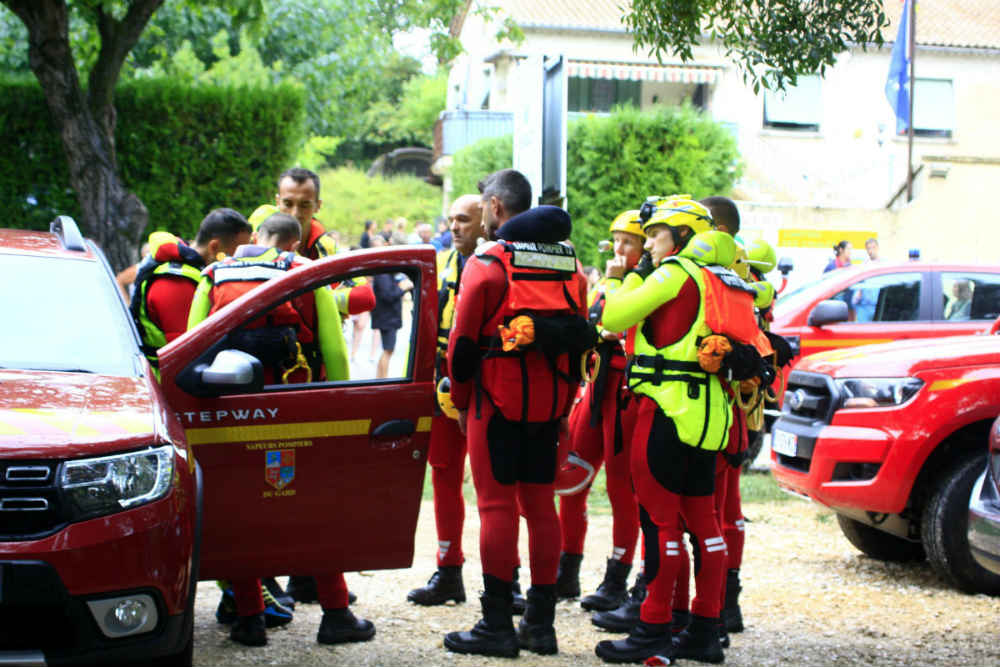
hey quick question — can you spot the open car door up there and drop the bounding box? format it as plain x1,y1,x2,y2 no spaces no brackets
157,246,437,580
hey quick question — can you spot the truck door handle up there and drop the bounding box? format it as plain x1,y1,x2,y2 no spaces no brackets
371,419,415,438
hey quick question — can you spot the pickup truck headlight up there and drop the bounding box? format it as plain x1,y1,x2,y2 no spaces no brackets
60,446,174,519
834,377,923,409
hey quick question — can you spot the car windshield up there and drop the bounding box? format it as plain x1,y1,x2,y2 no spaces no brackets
0,253,140,376
775,269,852,315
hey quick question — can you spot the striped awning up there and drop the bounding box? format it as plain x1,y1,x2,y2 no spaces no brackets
567,60,723,85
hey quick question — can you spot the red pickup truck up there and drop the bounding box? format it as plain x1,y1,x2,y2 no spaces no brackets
770,317,1000,594
0,220,437,665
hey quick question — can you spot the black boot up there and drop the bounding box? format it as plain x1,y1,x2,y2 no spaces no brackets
722,568,744,633
595,620,675,664
444,592,519,658
672,614,725,663
517,586,558,655
230,613,267,647
511,567,526,615
670,609,691,635
581,558,631,611
286,575,318,603
556,553,583,600
316,607,375,644
407,565,466,605
591,572,646,632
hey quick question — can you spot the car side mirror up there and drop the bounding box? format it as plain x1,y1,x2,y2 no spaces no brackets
200,349,263,391
807,300,849,327
777,256,794,276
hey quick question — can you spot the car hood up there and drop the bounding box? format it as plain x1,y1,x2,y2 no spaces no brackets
796,334,1000,378
0,370,158,457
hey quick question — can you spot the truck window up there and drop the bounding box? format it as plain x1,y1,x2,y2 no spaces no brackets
942,272,1000,321
833,272,922,323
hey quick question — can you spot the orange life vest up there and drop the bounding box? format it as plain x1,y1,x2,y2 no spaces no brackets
476,240,592,423
205,250,312,341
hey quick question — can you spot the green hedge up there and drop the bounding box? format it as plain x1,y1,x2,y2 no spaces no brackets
449,105,742,268
0,77,305,241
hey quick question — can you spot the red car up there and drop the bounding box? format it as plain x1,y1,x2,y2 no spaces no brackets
770,315,1000,593
0,218,436,664
763,261,1000,431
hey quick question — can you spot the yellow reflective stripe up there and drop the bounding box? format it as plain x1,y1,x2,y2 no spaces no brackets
800,338,893,348
90,411,157,434
417,416,432,432
0,421,25,435
10,409,101,437
186,419,371,445
928,378,971,392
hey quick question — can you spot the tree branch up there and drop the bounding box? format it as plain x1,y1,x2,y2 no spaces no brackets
87,0,165,116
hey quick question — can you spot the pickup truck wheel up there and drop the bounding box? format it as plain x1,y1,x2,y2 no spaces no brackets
921,455,1000,594
836,514,924,562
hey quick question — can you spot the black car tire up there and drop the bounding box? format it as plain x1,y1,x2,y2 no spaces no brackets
921,454,1000,595
836,513,925,562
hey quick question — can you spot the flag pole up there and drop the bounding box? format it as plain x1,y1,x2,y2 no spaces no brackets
906,0,916,202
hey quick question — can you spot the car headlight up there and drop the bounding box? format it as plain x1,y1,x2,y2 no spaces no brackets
60,446,174,519
834,377,923,409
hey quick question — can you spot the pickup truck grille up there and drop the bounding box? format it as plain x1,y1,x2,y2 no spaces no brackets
783,372,837,423
0,460,66,541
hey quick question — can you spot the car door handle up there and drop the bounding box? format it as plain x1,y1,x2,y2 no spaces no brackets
371,420,415,438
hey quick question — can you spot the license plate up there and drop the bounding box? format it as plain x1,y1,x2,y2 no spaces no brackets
772,429,798,457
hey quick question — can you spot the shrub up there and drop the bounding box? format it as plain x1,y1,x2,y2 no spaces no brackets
0,77,305,242
314,167,443,246
445,105,741,268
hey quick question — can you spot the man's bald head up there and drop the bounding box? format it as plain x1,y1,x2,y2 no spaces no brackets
449,194,484,256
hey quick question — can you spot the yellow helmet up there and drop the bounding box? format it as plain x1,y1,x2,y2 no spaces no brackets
248,204,279,231
436,377,459,420
745,239,777,274
608,210,645,239
639,195,714,236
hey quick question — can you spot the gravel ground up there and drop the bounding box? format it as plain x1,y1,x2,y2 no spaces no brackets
192,491,1000,666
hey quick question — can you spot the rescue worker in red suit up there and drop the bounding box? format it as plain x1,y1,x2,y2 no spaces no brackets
130,209,251,375
596,198,733,664
700,196,788,644
474,168,535,615
444,201,591,658
407,194,483,606
266,167,373,604
188,214,372,648
555,211,645,614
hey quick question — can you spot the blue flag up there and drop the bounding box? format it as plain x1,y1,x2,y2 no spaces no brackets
885,0,912,133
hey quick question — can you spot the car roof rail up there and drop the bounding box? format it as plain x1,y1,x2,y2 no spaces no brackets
50,215,87,252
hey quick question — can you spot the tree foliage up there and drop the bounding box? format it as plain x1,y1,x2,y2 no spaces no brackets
625,0,889,91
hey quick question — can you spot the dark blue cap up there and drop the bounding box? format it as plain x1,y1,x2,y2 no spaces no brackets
496,205,572,243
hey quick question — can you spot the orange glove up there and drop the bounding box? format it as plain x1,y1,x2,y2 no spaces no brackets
498,315,535,352
697,334,732,374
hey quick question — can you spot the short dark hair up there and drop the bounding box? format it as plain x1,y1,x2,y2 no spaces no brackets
364,220,375,231
278,167,321,199
833,240,850,253
195,208,252,246
478,169,531,216
257,213,301,245
700,196,740,234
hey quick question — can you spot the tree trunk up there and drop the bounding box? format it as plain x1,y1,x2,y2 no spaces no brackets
5,0,162,271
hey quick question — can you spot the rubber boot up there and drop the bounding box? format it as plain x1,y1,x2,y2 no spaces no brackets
511,566,526,615
670,609,691,635
581,558,631,611
230,613,267,647
444,592,519,658
407,565,466,605
722,568,744,633
316,607,375,644
286,575,318,603
556,552,583,600
672,614,725,664
591,572,646,632
594,620,675,664
517,586,558,655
